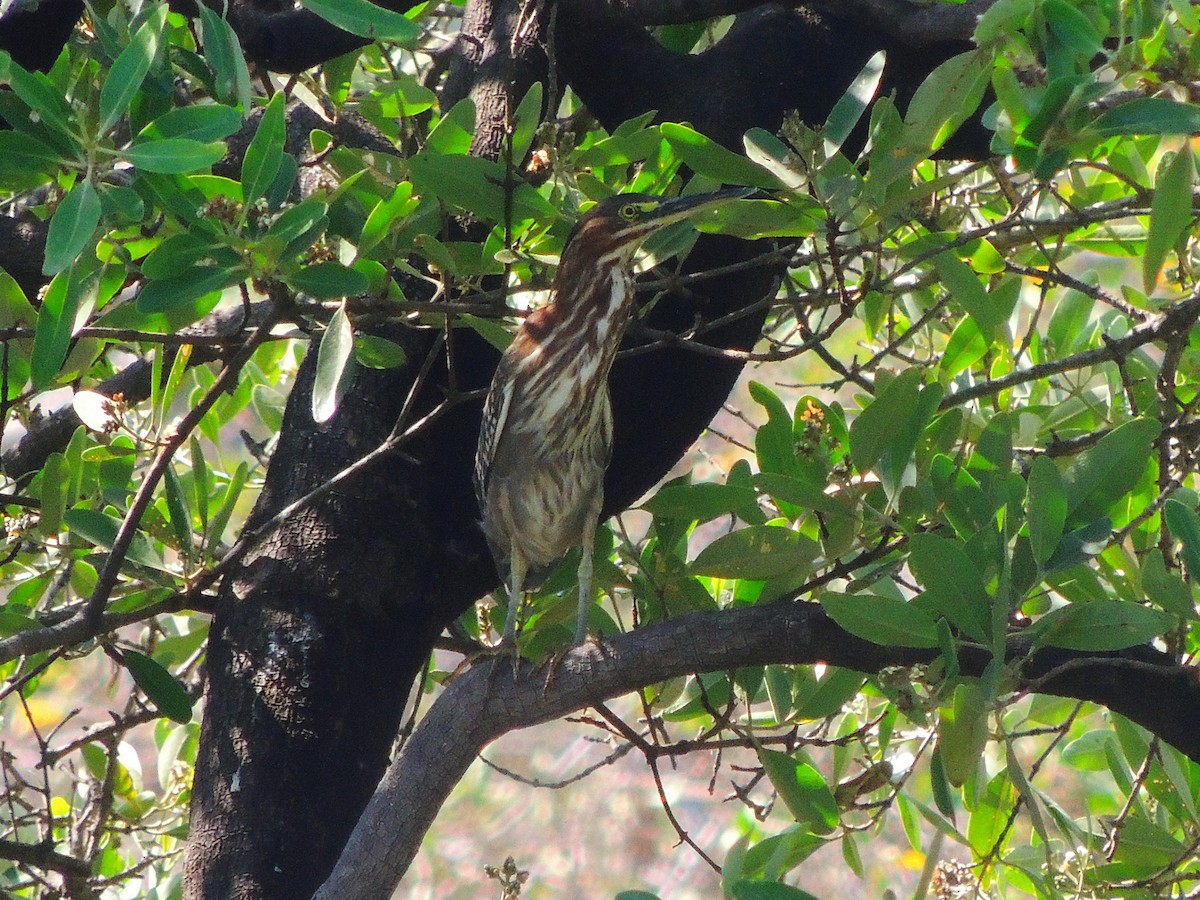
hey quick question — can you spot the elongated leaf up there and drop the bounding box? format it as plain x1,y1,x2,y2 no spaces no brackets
938,681,989,787
902,49,991,154
360,182,417,254
821,592,939,648
758,749,838,834
849,368,922,472
0,52,77,145
824,51,885,155
123,138,227,174
661,122,782,188
197,6,252,110
63,507,164,570
1026,456,1067,565
1063,418,1161,525
136,265,246,313
643,481,758,523
98,6,166,135
206,462,249,549
424,97,476,155
140,104,242,142
1092,98,1200,136
1165,498,1200,579
934,251,1000,340
0,130,62,175
31,265,97,389
44,179,100,276
909,532,992,642
510,82,543,162
1037,600,1175,650
354,335,407,369
241,92,286,209
122,650,194,723
1143,147,1196,291
312,302,356,423
298,0,421,42
286,262,370,299
690,525,818,580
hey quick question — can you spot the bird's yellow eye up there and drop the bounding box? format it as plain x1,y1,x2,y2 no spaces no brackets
619,203,639,221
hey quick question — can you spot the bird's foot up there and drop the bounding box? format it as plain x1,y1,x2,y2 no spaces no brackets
485,632,523,682
538,632,609,695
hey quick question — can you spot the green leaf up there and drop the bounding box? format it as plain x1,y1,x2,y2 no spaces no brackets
44,179,100,276
457,312,512,352
206,462,249,549
939,681,989,787
643,481,758,523
1062,418,1161,525
98,6,166,135
660,122,782,188
136,265,246,314
1042,518,1111,575
141,233,218,280
241,92,286,209
286,262,370,299
31,265,97,389
1165,498,1200,579
510,81,543,162
121,650,194,724
164,465,193,555
197,6,252,110
37,452,69,537
940,316,987,379
966,771,1016,856
1043,0,1103,56
821,592,939,648
312,302,356,424
691,526,819,580
908,533,992,643
1026,456,1067,566
902,49,991,154
0,52,78,146
425,98,476,155
354,334,407,369
750,380,795,476
63,507,163,570
1143,147,1196,292
758,749,838,834
824,50,885,154
1036,600,1175,651
140,104,242,142
933,251,1001,340
0,129,62,175
849,368,922,472
298,0,421,42
731,883,819,900
1141,548,1193,616
359,181,417,254
1091,98,1200,136
123,138,227,174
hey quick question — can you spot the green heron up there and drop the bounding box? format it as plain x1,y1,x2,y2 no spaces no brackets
474,188,751,648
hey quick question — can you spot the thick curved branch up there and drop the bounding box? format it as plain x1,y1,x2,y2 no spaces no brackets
314,602,1200,899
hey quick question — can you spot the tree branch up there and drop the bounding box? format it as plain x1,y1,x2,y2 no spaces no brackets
314,602,1200,899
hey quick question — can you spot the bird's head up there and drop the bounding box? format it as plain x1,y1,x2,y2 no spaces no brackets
563,188,755,267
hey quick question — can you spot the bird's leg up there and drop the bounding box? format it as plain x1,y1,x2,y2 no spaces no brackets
501,550,526,645
574,508,600,644
486,550,527,680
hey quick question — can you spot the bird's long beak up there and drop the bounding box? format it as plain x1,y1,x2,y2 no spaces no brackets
643,186,757,231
